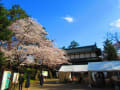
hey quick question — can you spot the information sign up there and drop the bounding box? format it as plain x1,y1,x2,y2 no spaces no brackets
42,71,48,77
12,73,19,84
1,71,11,90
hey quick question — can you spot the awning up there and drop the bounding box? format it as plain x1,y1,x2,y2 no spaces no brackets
59,65,88,72
88,61,120,72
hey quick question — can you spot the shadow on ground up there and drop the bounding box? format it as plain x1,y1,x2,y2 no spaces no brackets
29,80,113,90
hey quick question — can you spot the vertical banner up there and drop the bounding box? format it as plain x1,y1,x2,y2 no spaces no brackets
12,73,19,84
1,71,11,90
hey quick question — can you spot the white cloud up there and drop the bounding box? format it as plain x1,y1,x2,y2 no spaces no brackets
110,19,120,28
63,16,74,23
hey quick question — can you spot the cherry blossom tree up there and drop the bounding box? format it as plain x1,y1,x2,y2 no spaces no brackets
6,17,68,68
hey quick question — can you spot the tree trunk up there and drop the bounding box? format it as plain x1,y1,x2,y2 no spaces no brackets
8,40,12,51
49,70,53,79
88,72,92,85
35,69,40,80
0,40,3,52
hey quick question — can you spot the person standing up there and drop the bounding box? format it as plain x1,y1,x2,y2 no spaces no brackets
39,74,44,86
19,73,24,90
25,74,30,90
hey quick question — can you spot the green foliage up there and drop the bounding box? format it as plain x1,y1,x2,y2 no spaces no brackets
0,4,28,41
61,46,66,49
0,4,12,41
8,4,28,22
42,26,46,30
0,52,7,65
0,29,13,41
24,68,36,80
104,39,118,60
68,40,79,49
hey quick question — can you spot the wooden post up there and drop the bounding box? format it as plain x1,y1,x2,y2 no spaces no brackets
88,71,92,88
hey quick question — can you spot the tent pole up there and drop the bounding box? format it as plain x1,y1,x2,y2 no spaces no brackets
88,71,92,88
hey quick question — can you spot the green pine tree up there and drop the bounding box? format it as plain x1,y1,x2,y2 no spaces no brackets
104,39,118,60
0,4,12,41
68,40,79,49
61,46,66,49
8,4,28,22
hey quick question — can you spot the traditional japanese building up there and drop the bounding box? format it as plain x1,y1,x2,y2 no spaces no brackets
64,44,102,65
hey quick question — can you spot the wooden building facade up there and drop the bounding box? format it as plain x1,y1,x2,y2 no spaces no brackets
65,44,102,64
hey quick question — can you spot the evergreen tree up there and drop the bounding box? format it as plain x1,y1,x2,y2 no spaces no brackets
104,39,118,60
8,4,28,22
61,46,66,49
68,40,79,49
0,4,12,41
0,4,28,42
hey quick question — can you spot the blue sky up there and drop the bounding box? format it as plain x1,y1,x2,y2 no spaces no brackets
2,0,120,49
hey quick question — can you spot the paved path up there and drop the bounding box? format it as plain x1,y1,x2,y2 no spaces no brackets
23,79,113,90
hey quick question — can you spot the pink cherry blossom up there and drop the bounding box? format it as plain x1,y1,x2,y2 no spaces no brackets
6,18,69,67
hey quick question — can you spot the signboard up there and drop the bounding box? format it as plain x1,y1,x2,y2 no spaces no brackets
1,71,11,90
42,71,48,77
12,73,19,84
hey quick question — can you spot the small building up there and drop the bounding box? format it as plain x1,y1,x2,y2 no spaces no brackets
64,44,102,65
59,44,102,83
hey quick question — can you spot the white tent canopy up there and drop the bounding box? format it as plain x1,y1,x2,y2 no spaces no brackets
59,65,88,72
88,61,120,72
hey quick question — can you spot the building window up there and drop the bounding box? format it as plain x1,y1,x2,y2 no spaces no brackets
71,54,75,59
80,54,84,58
85,53,90,58
68,55,71,59
75,54,79,59
91,53,96,57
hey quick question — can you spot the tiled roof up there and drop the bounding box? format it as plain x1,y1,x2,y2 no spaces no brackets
65,45,97,54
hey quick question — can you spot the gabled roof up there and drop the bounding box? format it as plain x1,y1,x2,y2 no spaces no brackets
64,44,98,54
